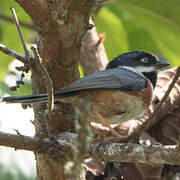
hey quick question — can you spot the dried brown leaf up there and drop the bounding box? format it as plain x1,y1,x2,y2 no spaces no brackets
149,67,180,145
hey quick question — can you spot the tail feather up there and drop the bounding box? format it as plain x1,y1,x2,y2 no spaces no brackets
2,94,48,104
2,90,79,104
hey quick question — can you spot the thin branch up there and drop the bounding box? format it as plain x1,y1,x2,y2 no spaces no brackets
10,8,30,59
31,46,54,111
0,131,179,165
0,43,26,63
0,13,35,30
31,46,53,139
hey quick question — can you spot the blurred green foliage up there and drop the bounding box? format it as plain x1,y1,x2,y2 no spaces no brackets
0,1,32,79
94,7,128,58
0,164,33,180
0,0,180,97
0,0,33,97
94,0,180,66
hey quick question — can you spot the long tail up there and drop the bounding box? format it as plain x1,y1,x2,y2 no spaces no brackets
2,94,48,104
2,91,77,104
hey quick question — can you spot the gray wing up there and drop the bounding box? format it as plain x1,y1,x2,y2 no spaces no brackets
57,68,147,95
2,68,147,104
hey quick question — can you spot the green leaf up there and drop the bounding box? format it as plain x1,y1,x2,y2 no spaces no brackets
106,5,160,53
108,0,180,66
94,8,129,60
78,64,84,78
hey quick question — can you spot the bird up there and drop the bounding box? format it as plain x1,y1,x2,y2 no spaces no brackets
2,50,170,139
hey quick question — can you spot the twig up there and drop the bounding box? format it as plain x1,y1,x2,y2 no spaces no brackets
10,8,30,59
132,66,180,139
0,43,26,63
10,72,25,91
31,46,54,111
0,9,34,65
0,13,35,30
31,46,53,138
5,8,33,91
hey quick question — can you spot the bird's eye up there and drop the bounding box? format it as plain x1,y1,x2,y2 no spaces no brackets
141,58,149,63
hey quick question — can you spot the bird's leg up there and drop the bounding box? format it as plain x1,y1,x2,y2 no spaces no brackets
93,111,122,140
87,121,106,141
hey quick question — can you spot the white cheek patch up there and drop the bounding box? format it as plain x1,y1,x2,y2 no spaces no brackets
133,66,155,72
119,66,155,73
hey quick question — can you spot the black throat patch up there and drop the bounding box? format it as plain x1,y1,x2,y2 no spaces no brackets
142,71,157,88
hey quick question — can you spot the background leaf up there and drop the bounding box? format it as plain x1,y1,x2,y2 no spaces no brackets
94,7,129,60
94,0,180,66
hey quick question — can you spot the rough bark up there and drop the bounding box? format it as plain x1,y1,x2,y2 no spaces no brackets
14,0,96,179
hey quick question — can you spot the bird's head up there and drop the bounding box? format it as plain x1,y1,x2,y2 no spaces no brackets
106,50,170,88
106,50,170,72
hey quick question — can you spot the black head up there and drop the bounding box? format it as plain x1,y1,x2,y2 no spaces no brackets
106,50,170,88
106,50,169,71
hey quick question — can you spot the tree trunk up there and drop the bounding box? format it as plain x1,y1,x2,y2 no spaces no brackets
15,0,96,179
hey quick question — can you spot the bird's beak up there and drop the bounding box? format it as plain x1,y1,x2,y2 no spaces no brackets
155,61,170,69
